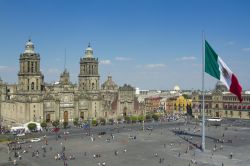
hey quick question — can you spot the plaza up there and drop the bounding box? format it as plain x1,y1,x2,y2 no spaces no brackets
1,119,250,166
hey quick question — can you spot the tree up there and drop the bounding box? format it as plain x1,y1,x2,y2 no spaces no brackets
138,115,145,122
182,94,190,99
28,123,37,131
117,117,122,122
73,118,79,126
124,116,131,123
99,118,106,125
41,121,47,129
52,120,59,127
108,119,114,125
63,121,68,129
92,119,98,126
152,114,159,121
146,114,152,121
131,116,138,123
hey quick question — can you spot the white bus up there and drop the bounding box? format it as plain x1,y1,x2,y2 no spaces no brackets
206,117,222,126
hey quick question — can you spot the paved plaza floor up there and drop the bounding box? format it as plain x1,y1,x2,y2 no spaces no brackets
1,121,250,166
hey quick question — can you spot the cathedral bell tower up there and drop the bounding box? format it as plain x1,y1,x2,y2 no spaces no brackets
18,39,44,92
78,43,100,91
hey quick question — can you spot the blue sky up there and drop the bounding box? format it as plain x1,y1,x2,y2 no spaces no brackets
0,0,250,90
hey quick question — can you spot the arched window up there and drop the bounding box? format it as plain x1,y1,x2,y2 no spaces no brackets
31,82,34,90
92,82,95,90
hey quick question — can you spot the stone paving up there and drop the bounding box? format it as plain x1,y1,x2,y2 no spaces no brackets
1,121,250,166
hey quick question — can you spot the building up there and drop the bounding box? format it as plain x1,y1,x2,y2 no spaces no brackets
145,96,162,114
192,81,250,119
164,95,192,114
0,40,140,126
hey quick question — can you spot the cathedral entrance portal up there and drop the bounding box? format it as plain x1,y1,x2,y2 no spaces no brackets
64,111,68,122
215,112,219,117
123,107,127,117
46,114,51,123
80,112,84,120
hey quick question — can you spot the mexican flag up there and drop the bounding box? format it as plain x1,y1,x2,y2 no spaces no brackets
205,40,242,102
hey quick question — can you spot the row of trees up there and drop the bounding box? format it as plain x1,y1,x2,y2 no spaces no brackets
32,113,161,131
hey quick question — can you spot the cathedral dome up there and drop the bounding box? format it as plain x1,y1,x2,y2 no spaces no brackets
215,81,227,92
85,43,93,58
101,76,118,90
174,85,180,91
24,39,35,54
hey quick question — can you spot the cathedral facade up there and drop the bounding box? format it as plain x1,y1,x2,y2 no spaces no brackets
0,40,141,126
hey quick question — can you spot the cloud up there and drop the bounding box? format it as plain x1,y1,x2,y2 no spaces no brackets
0,66,16,72
177,56,196,61
226,41,235,46
100,60,111,65
115,57,132,61
137,64,166,69
242,48,250,52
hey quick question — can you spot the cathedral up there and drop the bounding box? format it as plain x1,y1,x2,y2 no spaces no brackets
0,40,141,126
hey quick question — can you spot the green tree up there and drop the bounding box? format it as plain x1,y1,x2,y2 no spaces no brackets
146,114,152,121
108,119,114,125
52,120,59,127
117,117,122,122
63,121,68,129
131,116,138,123
138,115,145,122
73,118,79,126
152,114,159,121
41,121,47,129
28,123,37,131
124,116,131,123
182,94,190,99
92,119,98,126
99,118,106,125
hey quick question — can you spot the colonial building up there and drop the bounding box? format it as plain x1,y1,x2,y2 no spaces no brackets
164,95,192,114
192,81,250,119
145,96,162,114
0,40,141,126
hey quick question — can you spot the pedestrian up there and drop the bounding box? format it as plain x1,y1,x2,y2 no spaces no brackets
230,152,233,159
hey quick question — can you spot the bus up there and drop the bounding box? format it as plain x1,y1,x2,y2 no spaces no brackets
206,117,222,126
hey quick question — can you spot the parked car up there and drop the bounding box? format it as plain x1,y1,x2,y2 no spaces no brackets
17,133,25,137
30,138,41,142
17,140,27,144
146,126,153,131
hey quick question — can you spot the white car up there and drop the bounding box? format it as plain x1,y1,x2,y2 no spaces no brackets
17,133,25,137
30,138,41,142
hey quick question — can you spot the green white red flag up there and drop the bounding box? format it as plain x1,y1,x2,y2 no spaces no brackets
205,40,242,102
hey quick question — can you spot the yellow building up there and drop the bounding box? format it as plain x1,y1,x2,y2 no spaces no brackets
165,95,192,114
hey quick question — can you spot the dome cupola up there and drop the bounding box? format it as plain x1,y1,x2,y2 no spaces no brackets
24,39,35,54
85,43,93,58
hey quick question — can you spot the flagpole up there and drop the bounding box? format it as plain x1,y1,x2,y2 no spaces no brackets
202,31,205,151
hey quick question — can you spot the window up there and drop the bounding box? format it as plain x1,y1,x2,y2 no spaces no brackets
28,61,30,72
31,62,34,73
31,82,34,90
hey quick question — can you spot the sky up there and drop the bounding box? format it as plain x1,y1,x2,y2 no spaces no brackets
0,0,250,90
